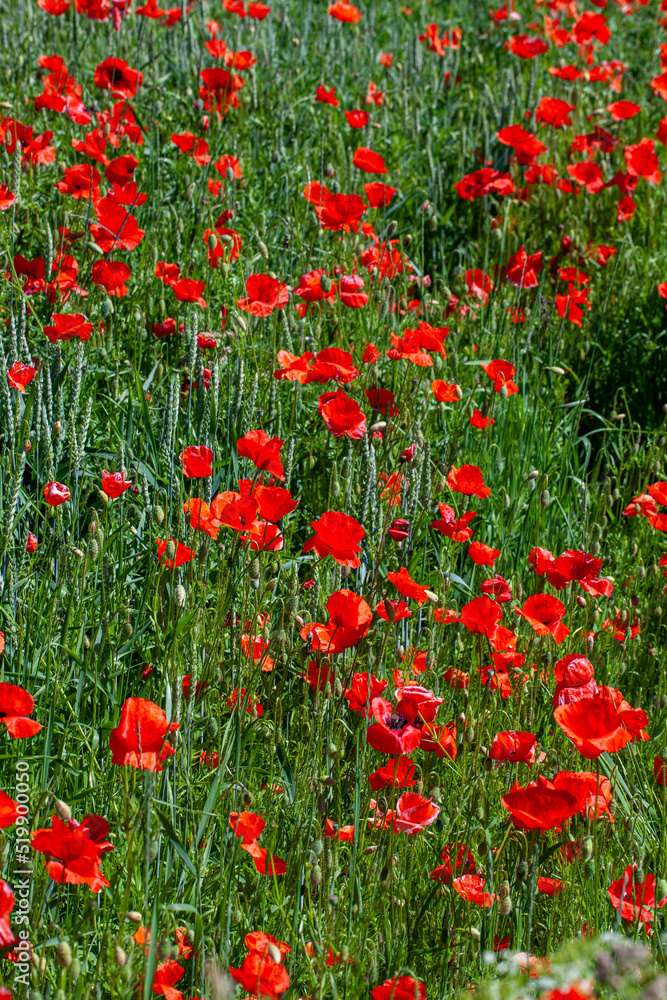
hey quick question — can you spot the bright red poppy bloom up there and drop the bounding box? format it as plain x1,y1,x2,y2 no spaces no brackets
447,464,491,499
353,146,387,174
94,58,143,97
0,878,19,950
369,756,417,791
43,313,93,344
386,566,428,604
607,100,641,121
535,96,575,129
552,654,598,706
489,730,538,764
171,278,207,308
109,697,179,771
315,84,339,106
328,0,361,23
0,789,18,828
7,361,37,393
237,273,288,317
393,792,439,835
505,246,544,288
318,390,367,438
538,877,564,896
544,549,613,597
0,185,16,211
344,672,387,717
480,574,512,603
625,138,662,184
31,813,113,892
553,692,645,759
468,540,501,566
551,771,612,821
239,839,287,877
366,696,423,756
229,810,265,843
303,510,365,567
431,380,461,402
371,978,425,1000
515,594,569,644
0,683,42,738
156,539,193,568
303,181,366,232
430,842,476,884
502,781,579,830
90,200,144,253
452,874,495,906
180,445,213,478
481,359,518,394
345,109,369,128
91,259,131,296
237,429,285,480
455,168,514,200
43,481,71,506
101,470,132,498
608,866,667,928
508,34,548,58
364,181,396,207
55,164,101,200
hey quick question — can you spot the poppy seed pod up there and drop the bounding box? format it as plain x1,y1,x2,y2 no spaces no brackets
540,490,550,509
114,946,127,968
55,799,72,821
310,863,322,886
55,942,72,968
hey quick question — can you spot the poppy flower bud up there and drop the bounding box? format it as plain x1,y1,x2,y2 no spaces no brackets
266,943,281,964
153,505,165,526
243,790,253,807
158,940,171,960
583,859,596,880
634,866,645,885
52,420,61,436
540,490,550,509
588,632,596,652
55,942,72,968
658,879,667,902
654,608,663,619
582,837,594,861
516,860,529,881
310,863,323,886
100,298,113,318
207,232,218,252
428,786,441,804
577,596,587,609
257,240,269,260
170,946,180,961
114,946,126,968
122,621,133,638
503,493,511,507
320,274,332,293
317,794,327,815
165,540,176,562
425,590,439,603
499,896,512,916
71,958,81,980
55,799,72,821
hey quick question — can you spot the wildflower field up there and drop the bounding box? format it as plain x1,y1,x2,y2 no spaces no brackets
6,0,667,997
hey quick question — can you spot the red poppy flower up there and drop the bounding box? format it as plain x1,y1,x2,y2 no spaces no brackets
468,540,500,566
469,409,495,429
237,481,297,523
364,181,396,207
55,164,101,200
94,58,143,97
481,359,518,395
447,464,491,499
237,429,285,480
554,691,645,759
318,389,367,439
91,259,130,296
344,672,387,717
109,697,179,771
155,539,193,568
353,146,387,174
303,510,365,567
455,168,514,200
505,246,544,288
372,978,425,1000
656,756,667,785
248,1,270,16
43,313,93,344
502,781,579,830
43,481,71,506
100,470,132,499
480,574,512,603
0,683,42,738
376,599,411,622
552,654,597,706
386,566,428,604
345,109,369,128
617,196,636,223
552,770,612,821
292,269,336,306
0,878,19,949
0,186,16,211
625,138,662,184
0,789,18,829
229,810,265,843
90,200,144,253
607,100,640,121
366,696,423,756
489,730,538,764
239,840,287,877
328,0,361,23
508,34,548,58
315,84,339,106
245,932,290,958
431,380,461,402
237,273,288,317
393,792,439,835
369,756,417,791
7,361,37,394
544,549,613,597
303,181,366,232
496,124,547,165
180,445,213,478
31,814,113,892
515,594,569,643
538,877,564,896
452,874,495,906
536,96,575,128
608,866,667,928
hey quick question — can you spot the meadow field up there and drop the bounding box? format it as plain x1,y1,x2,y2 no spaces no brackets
3,0,667,998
